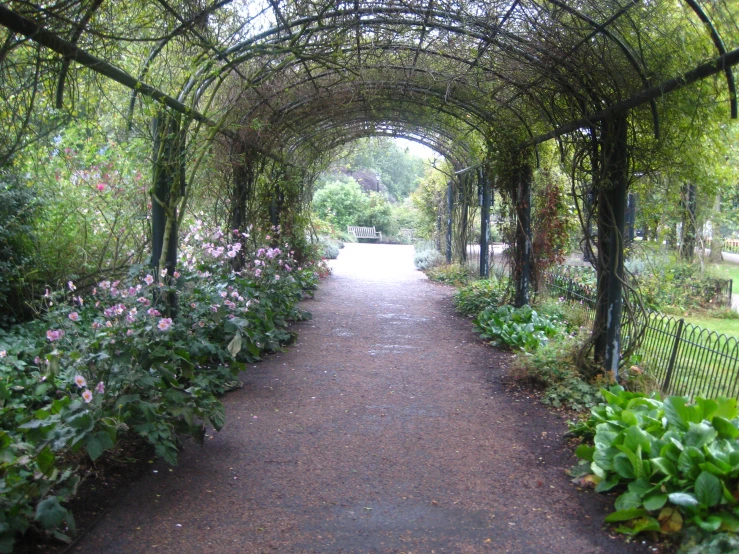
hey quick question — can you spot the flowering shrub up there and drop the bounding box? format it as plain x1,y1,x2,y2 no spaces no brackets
0,223,322,549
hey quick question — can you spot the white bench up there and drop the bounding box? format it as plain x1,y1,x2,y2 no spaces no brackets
347,225,382,242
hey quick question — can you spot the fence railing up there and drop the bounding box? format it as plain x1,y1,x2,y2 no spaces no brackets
541,271,739,400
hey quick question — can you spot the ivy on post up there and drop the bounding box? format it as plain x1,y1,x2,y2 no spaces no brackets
478,167,491,278
592,113,629,378
513,152,532,308
151,112,186,317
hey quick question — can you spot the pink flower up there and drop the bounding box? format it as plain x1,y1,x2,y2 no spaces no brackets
99,280,111,289
74,375,87,388
96,183,105,191
92,322,102,329
95,382,105,394
219,291,227,298
34,356,41,364
144,274,154,286
68,281,76,291
68,312,79,321
127,329,134,336
46,329,65,341
274,275,280,281
227,250,237,258
82,389,93,403
173,271,181,278
147,308,161,317
137,297,151,306
190,303,197,309
265,235,271,240
0,350,6,358
157,317,173,331
254,269,261,277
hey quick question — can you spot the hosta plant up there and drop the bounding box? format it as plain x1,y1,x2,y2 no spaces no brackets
571,386,739,537
473,304,559,351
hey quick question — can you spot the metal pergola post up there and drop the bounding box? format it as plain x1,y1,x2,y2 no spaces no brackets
478,167,491,278
514,158,532,308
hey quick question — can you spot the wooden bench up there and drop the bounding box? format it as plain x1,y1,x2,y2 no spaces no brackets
347,225,382,242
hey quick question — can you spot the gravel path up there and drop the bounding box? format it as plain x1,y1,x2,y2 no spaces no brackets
72,244,651,554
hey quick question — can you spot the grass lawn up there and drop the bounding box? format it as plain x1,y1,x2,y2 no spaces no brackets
680,314,739,338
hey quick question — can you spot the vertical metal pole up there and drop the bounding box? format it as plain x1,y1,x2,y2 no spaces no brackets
446,181,453,264
514,159,532,308
663,318,685,393
479,168,491,278
603,114,629,379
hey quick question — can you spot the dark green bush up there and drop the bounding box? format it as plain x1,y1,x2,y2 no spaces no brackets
0,172,40,327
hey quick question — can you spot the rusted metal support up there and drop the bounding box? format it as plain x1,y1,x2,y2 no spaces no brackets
479,167,491,278
446,181,453,264
514,157,532,307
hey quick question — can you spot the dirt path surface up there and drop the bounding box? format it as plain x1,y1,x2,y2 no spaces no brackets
72,244,651,554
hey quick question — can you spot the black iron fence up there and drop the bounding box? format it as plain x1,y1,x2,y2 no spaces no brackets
541,271,739,400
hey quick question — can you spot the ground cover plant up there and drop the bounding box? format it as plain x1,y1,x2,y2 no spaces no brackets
452,278,506,317
511,336,602,411
0,223,323,551
570,386,739,539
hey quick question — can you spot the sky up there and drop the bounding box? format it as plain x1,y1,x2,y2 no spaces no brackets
393,138,437,161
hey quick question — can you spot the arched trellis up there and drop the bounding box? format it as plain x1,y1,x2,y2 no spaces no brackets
0,0,738,377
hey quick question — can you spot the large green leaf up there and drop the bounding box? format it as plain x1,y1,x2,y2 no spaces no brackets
712,416,739,439
615,491,643,511
605,508,648,523
685,422,718,449
643,493,668,511
35,496,67,530
694,471,722,508
624,425,652,454
614,453,636,479
664,397,700,431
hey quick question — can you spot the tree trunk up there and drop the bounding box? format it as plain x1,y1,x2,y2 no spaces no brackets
709,193,724,263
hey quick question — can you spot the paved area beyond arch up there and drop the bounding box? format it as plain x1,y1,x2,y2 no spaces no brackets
73,244,649,554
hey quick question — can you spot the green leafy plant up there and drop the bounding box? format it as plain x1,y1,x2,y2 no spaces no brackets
0,223,322,551
425,263,469,285
511,337,601,411
413,247,443,270
571,386,739,537
473,304,559,351
453,278,506,317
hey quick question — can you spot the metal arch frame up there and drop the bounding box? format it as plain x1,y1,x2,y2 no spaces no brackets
286,118,476,170
254,92,487,157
